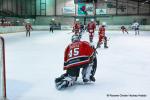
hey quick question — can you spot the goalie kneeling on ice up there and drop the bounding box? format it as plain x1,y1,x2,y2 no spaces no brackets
55,34,97,90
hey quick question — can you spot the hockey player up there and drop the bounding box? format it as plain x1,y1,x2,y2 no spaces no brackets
55,34,97,90
72,19,80,35
87,19,96,43
121,26,128,34
97,24,108,48
25,23,33,37
132,21,140,35
49,23,54,33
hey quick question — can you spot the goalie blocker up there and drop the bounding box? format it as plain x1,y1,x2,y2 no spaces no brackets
55,34,97,90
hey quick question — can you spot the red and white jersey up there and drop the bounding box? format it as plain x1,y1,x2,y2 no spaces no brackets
25,24,32,31
64,41,94,70
98,26,105,43
99,26,105,37
87,22,96,33
73,22,80,34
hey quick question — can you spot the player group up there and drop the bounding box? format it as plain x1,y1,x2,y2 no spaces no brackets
72,18,108,49
24,19,140,90
121,21,140,35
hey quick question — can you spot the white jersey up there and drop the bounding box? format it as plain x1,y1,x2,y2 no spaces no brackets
132,22,139,29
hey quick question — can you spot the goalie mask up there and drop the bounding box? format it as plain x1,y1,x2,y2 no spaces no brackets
71,34,80,42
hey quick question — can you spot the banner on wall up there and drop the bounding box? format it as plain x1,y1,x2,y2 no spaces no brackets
78,3,86,16
96,9,107,15
86,3,94,15
63,7,75,14
77,3,94,16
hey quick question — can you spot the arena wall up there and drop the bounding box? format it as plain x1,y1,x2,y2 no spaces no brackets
0,25,150,34
34,16,150,25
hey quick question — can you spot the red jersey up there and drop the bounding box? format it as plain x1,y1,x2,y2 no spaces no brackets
73,22,80,34
64,41,94,70
25,24,32,31
87,22,96,33
98,26,105,43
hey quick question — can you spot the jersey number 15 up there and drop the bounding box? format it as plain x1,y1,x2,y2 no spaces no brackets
69,48,79,58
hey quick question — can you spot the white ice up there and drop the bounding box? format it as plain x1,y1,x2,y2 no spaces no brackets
1,30,150,100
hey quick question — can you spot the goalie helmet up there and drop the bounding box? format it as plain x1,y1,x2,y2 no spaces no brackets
71,34,80,42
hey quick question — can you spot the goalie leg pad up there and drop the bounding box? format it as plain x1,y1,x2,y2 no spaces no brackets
82,63,94,82
55,75,76,90
82,57,97,83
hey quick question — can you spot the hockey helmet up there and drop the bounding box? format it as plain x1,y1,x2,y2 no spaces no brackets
52,18,55,21
91,19,94,22
102,22,106,27
71,34,80,42
76,19,79,21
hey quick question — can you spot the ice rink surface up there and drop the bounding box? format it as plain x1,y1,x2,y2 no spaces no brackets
1,30,150,100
